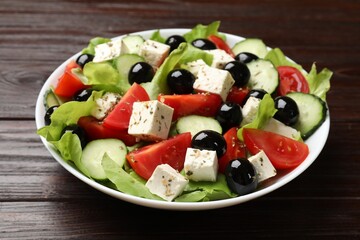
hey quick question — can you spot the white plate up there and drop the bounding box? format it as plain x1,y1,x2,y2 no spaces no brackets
35,29,330,210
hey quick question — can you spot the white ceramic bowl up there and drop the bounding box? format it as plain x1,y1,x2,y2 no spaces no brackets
35,29,330,210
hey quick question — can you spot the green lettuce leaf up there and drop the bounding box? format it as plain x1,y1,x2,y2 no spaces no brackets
81,37,111,55
306,63,332,101
142,42,213,99
183,21,224,42
102,153,161,200
265,48,303,71
237,94,277,141
150,30,166,43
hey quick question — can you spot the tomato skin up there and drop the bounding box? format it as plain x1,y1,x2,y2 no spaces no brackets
218,127,247,173
103,83,150,131
277,66,310,96
208,35,235,58
226,86,250,106
158,93,222,121
77,116,137,146
242,128,309,169
126,132,192,180
54,61,87,98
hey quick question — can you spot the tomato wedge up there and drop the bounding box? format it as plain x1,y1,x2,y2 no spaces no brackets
218,127,247,173
126,132,192,180
208,35,235,58
78,116,137,146
103,83,150,131
243,128,309,169
54,61,88,98
158,93,222,121
226,86,250,106
277,66,310,96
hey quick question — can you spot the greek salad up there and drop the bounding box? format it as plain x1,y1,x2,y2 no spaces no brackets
37,21,332,202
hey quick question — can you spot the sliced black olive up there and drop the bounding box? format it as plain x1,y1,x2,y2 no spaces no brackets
61,124,88,149
191,130,226,158
167,69,195,94
223,61,250,87
242,89,268,106
76,54,94,68
215,102,243,132
235,52,258,64
44,105,59,126
273,96,299,126
73,88,93,102
191,38,216,50
165,35,186,52
128,62,154,85
225,158,258,195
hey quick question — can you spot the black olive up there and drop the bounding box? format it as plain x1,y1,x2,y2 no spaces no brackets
225,158,258,195
76,54,94,68
235,52,258,64
165,35,186,52
273,96,299,126
167,69,195,94
61,124,88,149
215,102,243,132
223,61,250,87
128,62,154,85
242,89,268,106
191,130,226,158
191,38,216,50
44,105,59,126
73,88,93,102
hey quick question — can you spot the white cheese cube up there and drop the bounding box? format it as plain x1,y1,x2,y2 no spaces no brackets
93,39,122,63
193,65,235,101
248,150,277,182
128,100,174,141
184,148,218,182
91,92,121,120
138,39,170,68
240,96,261,126
183,59,208,77
145,164,189,202
205,49,235,69
263,118,302,141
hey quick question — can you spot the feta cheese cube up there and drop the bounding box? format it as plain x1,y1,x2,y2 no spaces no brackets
93,39,122,63
145,164,189,202
184,148,218,182
138,39,170,68
183,59,208,77
193,65,235,101
91,92,121,120
248,150,277,182
205,49,235,69
263,118,302,140
240,96,261,126
128,100,174,141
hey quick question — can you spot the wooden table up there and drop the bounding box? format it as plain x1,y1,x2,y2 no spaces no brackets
1,0,359,239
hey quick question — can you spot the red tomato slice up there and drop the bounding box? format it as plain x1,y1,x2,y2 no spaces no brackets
208,35,235,58
54,61,87,98
158,93,222,121
218,127,247,173
226,86,250,106
242,128,309,169
78,116,137,146
126,132,192,180
277,66,310,96
103,83,150,131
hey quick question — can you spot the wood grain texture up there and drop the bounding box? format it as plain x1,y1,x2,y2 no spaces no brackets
0,0,359,239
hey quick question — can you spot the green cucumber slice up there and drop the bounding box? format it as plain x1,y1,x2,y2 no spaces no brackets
176,115,222,137
246,59,279,94
232,38,268,58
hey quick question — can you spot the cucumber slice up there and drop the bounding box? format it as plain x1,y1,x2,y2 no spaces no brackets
246,59,279,94
287,92,327,139
120,35,144,55
44,88,64,109
81,139,127,180
232,38,268,58
114,54,144,88
176,115,222,137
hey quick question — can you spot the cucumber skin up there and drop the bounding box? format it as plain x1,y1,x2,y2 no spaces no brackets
176,115,222,137
246,59,279,94
287,92,327,140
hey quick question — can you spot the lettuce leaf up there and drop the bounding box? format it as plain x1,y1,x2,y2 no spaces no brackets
306,64,332,101
183,21,224,42
237,94,277,141
265,48,303,71
150,30,166,43
142,42,213,99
